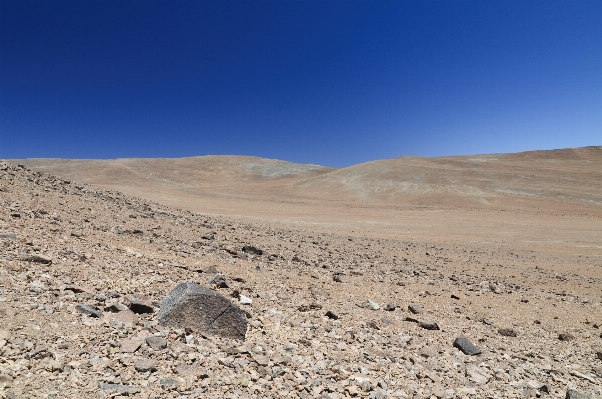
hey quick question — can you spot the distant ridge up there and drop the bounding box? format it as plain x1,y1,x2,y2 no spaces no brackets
9,146,602,209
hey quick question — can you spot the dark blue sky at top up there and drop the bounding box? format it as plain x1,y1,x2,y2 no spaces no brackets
1,1,601,167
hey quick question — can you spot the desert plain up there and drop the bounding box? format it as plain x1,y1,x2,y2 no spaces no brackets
1,146,601,398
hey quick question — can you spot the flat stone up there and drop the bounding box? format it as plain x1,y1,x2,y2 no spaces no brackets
408,304,422,314
134,358,157,372
158,282,247,340
419,320,440,330
76,304,103,318
453,335,481,355
565,388,590,399
160,378,178,388
0,374,13,384
120,338,144,353
113,310,138,326
466,364,489,384
0,232,17,240
100,383,141,394
175,362,207,377
361,299,380,310
498,328,518,337
384,303,397,311
146,336,168,350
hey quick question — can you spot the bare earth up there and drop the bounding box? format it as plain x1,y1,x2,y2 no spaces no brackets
1,147,601,398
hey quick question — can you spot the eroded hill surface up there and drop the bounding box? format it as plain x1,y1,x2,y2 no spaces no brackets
1,161,601,398
15,147,602,210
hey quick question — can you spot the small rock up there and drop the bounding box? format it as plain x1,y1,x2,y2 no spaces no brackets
76,304,103,318
419,320,439,330
134,358,157,372
466,364,490,384
596,351,602,360
0,374,13,384
146,336,168,350
239,295,252,305
333,274,343,283
408,304,422,314
559,333,575,341
160,378,178,388
113,310,138,326
242,245,262,255
325,311,338,320
100,383,141,395
361,299,380,310
453,335,481,355
451,294,460,300
384,303,397,311
120,338,144,353
21,253,52,264
207,273,228,288
498,328,518,337
0,232,17,240
565,388,589,399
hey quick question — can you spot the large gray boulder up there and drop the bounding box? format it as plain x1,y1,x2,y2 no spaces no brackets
158,282,247,340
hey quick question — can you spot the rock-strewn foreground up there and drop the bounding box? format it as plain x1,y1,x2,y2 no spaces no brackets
0,161,600,399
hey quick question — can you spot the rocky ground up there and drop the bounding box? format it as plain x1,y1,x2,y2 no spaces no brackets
1,161,601,399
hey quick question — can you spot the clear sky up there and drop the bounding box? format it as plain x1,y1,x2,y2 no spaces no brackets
1,1,601,167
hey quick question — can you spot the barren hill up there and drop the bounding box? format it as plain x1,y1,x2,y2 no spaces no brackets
15,147,602,211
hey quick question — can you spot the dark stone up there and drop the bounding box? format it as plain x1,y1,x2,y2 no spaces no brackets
404,317,419,323
76,304,103,318
325,311,338,320
558,333,575,341
384,303,397,311
453,335,481,355
565,388,589,399
451,294,460,300
498,328,518,337
596,351,602,360
408,304,422,314
207,273,228,289
242,245,262,255
418,320,440,330
333,274,343,283
20,253,52,264
539,385,550,394
158,282,247,340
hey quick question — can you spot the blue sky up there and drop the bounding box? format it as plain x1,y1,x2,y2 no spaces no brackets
1,0,601,167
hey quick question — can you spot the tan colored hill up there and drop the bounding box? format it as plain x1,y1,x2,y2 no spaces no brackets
11,147,602,272
15,147,602,211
